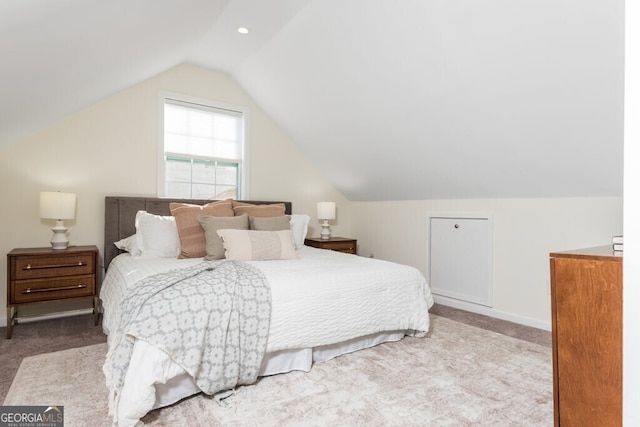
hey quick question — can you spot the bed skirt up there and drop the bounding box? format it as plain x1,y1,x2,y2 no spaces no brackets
151,330,407,409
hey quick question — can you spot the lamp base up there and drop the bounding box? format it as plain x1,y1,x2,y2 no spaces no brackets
320,220,331,240
50,220,69,250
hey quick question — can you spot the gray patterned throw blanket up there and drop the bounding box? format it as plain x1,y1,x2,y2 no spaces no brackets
104,260,271,414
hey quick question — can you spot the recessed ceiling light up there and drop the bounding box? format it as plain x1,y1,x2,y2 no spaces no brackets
237,27,250,35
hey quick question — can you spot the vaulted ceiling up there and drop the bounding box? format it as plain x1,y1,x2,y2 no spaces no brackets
0,0,624,201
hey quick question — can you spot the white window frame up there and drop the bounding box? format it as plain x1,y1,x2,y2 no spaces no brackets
157,91,250,199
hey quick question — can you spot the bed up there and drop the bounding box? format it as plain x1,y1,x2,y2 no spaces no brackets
100,196,434,427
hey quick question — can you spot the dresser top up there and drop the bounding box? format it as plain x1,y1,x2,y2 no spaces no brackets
8,245,98,256
550,245,622,261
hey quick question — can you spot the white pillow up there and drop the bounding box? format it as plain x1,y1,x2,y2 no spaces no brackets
135,211,181,258
114,234,141,256
289,214,310,249
216,229,299,261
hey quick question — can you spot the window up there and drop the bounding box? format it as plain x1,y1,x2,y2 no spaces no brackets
159,95,247,199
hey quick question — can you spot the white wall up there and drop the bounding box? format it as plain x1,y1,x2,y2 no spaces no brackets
0,64,349,326
350,197,622,329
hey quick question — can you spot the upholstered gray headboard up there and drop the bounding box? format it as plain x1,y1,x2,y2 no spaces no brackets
104,197,292,269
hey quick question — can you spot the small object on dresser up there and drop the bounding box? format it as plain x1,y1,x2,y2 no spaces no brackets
612,235,623,251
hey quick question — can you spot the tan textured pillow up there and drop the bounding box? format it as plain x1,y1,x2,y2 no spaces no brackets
231,201,257,208
216,229,299,261
170,200,234,258
232,202,286,217
249,215,290,231
198,214,249,260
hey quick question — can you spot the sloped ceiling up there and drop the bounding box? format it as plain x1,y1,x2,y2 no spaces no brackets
0,0,624,201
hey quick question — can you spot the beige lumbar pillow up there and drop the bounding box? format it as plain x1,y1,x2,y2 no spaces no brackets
216,229,299,261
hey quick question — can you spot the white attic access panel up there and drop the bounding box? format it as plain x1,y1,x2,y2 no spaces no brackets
428,213,493,307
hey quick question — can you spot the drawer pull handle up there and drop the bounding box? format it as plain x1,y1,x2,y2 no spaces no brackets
22,284,87,294
24,262,86,270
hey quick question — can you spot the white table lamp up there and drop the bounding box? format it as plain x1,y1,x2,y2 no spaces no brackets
317,201,336,240
40,191,76,249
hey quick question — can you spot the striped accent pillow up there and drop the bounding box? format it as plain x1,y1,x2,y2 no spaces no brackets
232,202,286,217
170,201,234,258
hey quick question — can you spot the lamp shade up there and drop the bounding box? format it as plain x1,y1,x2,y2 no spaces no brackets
40,192,76,220
317,202,336,220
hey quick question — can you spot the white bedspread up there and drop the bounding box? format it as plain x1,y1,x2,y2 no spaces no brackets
101,246,434,426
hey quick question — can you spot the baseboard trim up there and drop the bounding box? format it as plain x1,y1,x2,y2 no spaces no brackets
432,295,551,331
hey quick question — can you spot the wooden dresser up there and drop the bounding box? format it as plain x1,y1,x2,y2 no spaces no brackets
549,246,622,427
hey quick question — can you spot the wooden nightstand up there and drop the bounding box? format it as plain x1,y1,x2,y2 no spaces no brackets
6,245,99,339
304,237,357,254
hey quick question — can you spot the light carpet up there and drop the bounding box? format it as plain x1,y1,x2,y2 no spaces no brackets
3,315,552,426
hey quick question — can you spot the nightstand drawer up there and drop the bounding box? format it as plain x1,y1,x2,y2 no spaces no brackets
13,253,94,280
329,242,356,253
12,275,96,304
